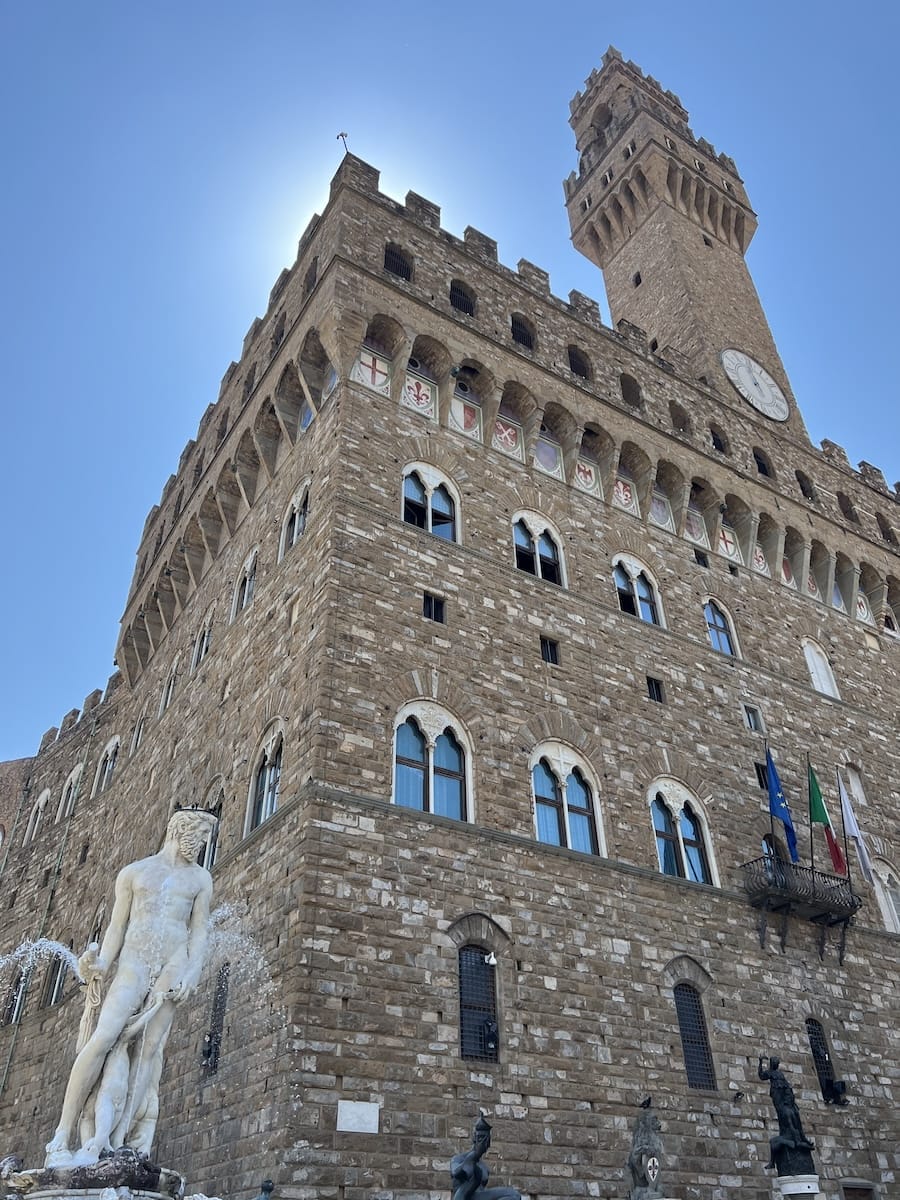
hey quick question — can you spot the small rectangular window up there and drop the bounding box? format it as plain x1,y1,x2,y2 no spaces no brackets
694,548,710,568
540,636,559,665
728,563,739,577
647,676,665,703
754,762,768,790
423,592,445,623
743,704,764,733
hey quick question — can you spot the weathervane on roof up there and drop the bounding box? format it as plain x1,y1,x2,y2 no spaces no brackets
336,132,349,153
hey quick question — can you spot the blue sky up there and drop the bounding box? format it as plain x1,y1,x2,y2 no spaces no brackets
1,2,898,761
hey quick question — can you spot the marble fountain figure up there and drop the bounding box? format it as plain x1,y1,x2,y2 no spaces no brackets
38,806,218,1173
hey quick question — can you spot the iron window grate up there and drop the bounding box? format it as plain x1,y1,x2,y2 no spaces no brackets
459,945,498,1062
674,983,717,1089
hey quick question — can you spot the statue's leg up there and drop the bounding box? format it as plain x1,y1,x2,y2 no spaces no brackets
114,1002,174,1150
47,971,147,1157
83,1044,131,1157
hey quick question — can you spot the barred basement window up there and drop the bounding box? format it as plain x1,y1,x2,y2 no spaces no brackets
383,243,412,280
806,1018,845,1104
202,962,230,1074
510,313,535,350
449,279,476,316
458,945,499,1062
673,982,716,1089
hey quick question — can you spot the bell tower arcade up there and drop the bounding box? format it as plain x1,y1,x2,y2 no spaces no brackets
564,47,808,441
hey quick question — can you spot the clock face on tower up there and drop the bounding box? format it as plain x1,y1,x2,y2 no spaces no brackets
720,349,790,421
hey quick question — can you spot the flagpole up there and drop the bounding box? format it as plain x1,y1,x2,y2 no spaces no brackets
807,752,816,876
765,740,776,854
835,766,854,890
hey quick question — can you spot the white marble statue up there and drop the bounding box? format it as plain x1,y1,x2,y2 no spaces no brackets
45,808,217,1168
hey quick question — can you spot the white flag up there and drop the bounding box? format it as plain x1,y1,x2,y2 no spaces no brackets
838,771,874,884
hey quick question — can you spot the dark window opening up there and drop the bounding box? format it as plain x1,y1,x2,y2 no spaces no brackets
743,704,763,733
510,313,535,350
449,280,476,316
540,636,559,665
403,473,428,528
633,272,642,287
694,549,709,568
647,676,665,703
753,448,773,478
674,983,717,1089
384,243,412,280
754,762,768,789
710,426,728,454
423,593,445,623
568,345,591,379
796,470,816,501
837,492,860,523
303,257,318,299
649,338,659,353
702,235,713,247
459,945,499,1062
619,373,642,408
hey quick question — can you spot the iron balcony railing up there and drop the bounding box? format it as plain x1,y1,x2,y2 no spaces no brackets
741,856,862,924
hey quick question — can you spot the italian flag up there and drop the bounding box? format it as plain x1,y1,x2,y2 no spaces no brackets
808,764,847,875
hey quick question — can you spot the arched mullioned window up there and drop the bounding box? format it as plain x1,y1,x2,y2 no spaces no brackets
512,514,564,586
280,486,310,560
231,551,258,621
872,858,900,934
402,465,459,542
56,765,83,823
191,617,213,673
91,738,120,798
802,639,840,699
159,657,180,716
612,555,663,626
673,982,717,1089
41,941,73,1008
530,743,604,856
23,789,51,846
393,703,471,822
649,782,716,886
246,723,284,833
704,600,737,656
458,944,499,1062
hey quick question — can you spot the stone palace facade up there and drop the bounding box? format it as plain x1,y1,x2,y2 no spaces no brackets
1,48,898,1200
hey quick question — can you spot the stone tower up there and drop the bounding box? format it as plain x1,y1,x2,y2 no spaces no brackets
564,46,808,441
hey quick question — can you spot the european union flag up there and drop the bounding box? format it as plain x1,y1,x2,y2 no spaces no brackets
766,748,799,863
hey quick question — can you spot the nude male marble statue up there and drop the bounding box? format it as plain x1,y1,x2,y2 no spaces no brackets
45,808,216,1167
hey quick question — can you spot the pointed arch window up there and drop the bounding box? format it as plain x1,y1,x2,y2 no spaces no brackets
232,552,257,620
42,944,73,1007
160,660,179,715
673,982,717,1089
1,972,27,1027
532,759,599,855
191,621,213,672
704,600,736,656
872,858,900,933
24,790,50,846
394,716,468,821
248,735,282,832
402,469,457,542
613,558,662,625
57,766,83,822
92,739,120,798
513,516,563,586
651,790,714,885
458,945,499,1062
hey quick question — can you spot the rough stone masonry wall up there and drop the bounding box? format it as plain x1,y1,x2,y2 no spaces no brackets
284,792,899,1200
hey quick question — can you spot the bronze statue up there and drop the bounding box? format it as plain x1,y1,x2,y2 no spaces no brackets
758,1055,815,1177
450,1116,520,1200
